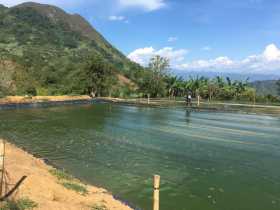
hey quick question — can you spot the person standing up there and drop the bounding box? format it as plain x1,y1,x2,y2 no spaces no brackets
185,91,192,106
188,92,192,106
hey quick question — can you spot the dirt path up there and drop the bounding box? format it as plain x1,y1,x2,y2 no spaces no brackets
2,141,132,210
0,96,92,105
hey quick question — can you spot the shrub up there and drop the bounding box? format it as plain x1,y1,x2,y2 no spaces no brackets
49,169,88,195
0,198,38,210
62,182,88,195
49,169,73,181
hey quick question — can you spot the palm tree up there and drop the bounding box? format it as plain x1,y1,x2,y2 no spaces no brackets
232,79,248,99
166,76,178,99
226,77,232,86
215,76,225,88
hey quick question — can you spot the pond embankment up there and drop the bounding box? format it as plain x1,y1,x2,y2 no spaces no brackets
0,96,92,104
0,96,94,110
1,140,132,210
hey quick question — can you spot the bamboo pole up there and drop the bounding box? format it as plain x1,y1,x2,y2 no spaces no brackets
153,175,160,210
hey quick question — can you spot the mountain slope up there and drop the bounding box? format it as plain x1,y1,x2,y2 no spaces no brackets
250,80,280,96
0,2,141,96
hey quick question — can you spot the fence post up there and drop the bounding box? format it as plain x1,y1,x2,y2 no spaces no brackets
153,175,160,210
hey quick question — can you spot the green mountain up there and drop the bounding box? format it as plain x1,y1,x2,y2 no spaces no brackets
0,2,142,96
250,80,280,96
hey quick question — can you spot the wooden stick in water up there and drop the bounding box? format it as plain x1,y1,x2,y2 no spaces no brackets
153,175,160,210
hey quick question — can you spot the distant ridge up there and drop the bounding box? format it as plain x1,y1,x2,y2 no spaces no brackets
250,80,279,96
173,70,280,82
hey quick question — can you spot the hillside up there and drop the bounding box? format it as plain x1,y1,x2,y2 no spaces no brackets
250,80,280,96
0,2,142,97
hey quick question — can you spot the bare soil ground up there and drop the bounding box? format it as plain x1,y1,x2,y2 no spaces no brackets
0,96,92,105
2,141,132,210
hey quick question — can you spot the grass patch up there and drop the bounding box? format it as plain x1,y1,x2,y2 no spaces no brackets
91,204,108,210
0,198,38,210
49,168,88,195
49,169,73,181
62,182,88,195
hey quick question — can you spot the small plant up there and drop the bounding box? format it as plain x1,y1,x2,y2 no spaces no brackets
0,198,38,210
49,169,73,181
62,182,88,195
49,169,88,195
91,204,109,210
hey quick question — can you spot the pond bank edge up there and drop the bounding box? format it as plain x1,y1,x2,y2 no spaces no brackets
1,139,138,210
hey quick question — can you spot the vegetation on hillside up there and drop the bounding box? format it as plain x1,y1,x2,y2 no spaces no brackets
0,3,143,97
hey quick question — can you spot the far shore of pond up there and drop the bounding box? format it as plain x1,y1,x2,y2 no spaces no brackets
0,95,280,116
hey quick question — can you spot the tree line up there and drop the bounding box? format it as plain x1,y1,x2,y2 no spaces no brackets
137,55,280,103
1,53,280,103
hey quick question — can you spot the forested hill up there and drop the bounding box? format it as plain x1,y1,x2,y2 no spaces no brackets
250,80,280,96
0,2,142,96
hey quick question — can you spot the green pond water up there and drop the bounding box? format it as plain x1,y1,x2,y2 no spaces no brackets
1,103,280,210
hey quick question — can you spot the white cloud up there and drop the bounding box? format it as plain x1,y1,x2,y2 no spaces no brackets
168,37,178,42
176,56,235,71
263,44,280,61
128,47,155,65
108,15,126,21
129,44,280,75
128,47,189,66
176,43,280,75
118,0,166,11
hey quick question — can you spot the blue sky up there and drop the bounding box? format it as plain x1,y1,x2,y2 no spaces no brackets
1,0,280,75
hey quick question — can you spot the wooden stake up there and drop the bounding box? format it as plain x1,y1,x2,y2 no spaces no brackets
0,139,5,197
153,175,160,210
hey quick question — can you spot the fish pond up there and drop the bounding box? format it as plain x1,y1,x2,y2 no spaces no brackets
0,103,280,210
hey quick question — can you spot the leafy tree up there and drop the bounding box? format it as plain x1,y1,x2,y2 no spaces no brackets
149,55,170,76
142,55,170,97
138,70,153,97
83,55,117,97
